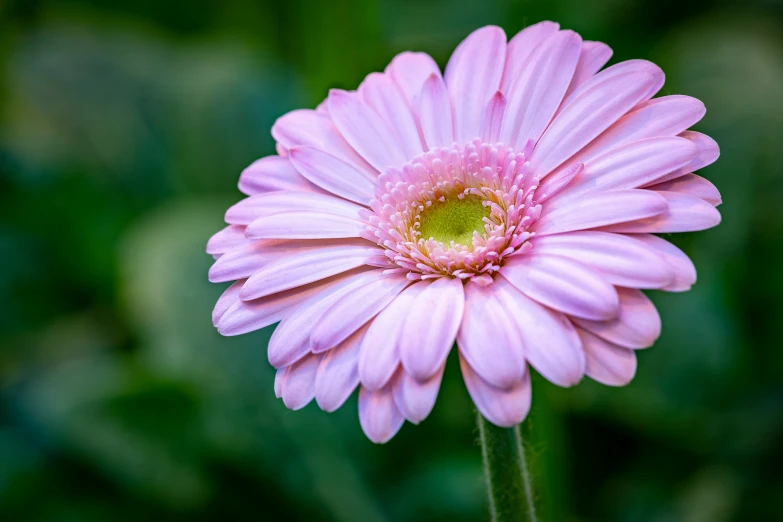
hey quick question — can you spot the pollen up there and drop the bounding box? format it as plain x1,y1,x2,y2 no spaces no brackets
418,196,490,246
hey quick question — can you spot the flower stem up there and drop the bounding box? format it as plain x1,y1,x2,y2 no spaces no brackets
476,411,537,522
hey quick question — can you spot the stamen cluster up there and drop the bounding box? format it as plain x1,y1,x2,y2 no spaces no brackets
362,140,543,281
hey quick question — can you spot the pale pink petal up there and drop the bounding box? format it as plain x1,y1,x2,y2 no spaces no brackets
572,288,661,349
558,59,663,114
457,279,526,389
207,225,247,255
386,52,441,107
400,277,464,381
267,270,381,367
550,137,698,204
418,74,454,149
650,131,721,184
212,279,245,327
501,253,619,321
240,242,380,300
459,354,532,427
209,238,367,283
445,26,507,143
392,366,444,424
358,282,428,391
245,211,365,240
359,384,405,444
498,282,585,387
535,162,583,204
533,189,668,236
238,155,322,196
278,352,322,410
564,40,613,98
601,191,721,233
500,21,560,92
359,72,424,158
630,234,697,292
479,91,506,144
271,109,376,177
227,191,364,226
328,89,408,171
220,270,360,338
568,96,707,166
645,174,722,206
315,325,367,412
501,30,582,151
578,328,637,386
529,70,657,178
289,146,376,205
274,369,283,398
311,273,412,352
529,231,674,289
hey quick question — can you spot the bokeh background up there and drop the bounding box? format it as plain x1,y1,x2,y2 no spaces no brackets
1,0,782,520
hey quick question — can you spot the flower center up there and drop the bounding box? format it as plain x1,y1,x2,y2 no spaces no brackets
417,195,490,246
363,140,543,281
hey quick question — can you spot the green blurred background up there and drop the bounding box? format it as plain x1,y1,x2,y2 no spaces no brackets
1,0,782,520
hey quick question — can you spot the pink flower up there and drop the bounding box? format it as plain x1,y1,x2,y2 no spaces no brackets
208,22,721,443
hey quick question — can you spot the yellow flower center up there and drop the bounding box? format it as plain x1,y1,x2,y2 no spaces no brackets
417,195,490,245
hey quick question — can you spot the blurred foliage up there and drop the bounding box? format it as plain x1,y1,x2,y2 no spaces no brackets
1,0,782,521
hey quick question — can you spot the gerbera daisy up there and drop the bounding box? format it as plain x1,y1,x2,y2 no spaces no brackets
208,22,720,443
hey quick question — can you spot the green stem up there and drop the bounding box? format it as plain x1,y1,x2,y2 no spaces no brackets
476,411,538,522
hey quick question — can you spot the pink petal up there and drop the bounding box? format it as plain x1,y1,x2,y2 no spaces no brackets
310,273,412,353
528,231,674,289
207,225,248,255
400,277,464,381
359,72,424,159
533,189,668,236
328,89,408,171
501,30,582,151
271,109,376,177
315,324,367,412
569,95,707,167
529,70,656,178
226,191,364,226
630,234,697,292
209,238,367,283
212,279,245,327
386,52,441,107
358,282,428,391
479,91,506,144
392,366,444,424
498,282,586,387
564,40,613,98
459,354,532,427
445,26,507,143
558,59,663,114
359,384,405,444
238,155,322,196
578,328,637,386
645,174,722,206
572,288,661,349
267,269,381,367
418,73,454,149
535,162,583,204
650,131,721,184
245,211,365,240
601,191,721,233
278,352,322,410
289,146,376,205
550,137,698,204
501,253,619,321
500,21,561,92
240,242,379,300
457,279,526,389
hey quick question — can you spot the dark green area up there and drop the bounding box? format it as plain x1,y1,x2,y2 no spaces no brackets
1,0,782,521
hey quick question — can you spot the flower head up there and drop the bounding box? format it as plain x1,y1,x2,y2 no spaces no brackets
208,22,721,443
